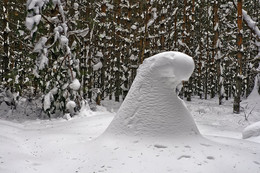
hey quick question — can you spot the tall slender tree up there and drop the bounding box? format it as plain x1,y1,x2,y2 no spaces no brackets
233,0,243,113
2,0,9,85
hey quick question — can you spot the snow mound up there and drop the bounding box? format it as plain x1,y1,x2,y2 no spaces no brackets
92,52,260,173
242,121,260,139
104,51,199,138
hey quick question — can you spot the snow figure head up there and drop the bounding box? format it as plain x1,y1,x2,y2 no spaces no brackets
104,51,200,138
143,51,195,90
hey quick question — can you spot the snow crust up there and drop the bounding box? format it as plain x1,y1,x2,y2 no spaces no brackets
104,51,198,138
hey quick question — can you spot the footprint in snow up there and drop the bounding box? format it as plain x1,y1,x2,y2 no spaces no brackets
178,155,191,160
253,161,260,165
206,156,215,160
154,144,167,149
200,143,212,147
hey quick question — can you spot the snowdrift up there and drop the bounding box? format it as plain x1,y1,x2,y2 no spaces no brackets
104,51,199,138
1,52,259,173
86,51,260,173
243,121,260,139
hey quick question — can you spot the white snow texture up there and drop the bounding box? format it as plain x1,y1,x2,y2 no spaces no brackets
104,51,199,138
66,100,76,113
86,51,260,173
1,51,260,173
69,79,80,91
93,62,103,71
243,121,260,139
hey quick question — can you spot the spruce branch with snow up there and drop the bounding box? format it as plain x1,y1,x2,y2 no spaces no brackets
26,0,85,117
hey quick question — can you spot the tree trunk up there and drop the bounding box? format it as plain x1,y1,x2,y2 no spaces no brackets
233,0,243,114
114,0,121,102
213,1,223,105
186,0,193,102
174,0,178,49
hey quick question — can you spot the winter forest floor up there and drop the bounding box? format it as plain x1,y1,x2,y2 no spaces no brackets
0,96,260,173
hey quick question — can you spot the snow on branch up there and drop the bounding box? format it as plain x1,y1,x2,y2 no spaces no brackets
231,1,260,39
242,9,260,60
242,10,260,39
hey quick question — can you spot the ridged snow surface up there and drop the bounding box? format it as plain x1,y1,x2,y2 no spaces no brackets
88,52,260,173
104,51,199,138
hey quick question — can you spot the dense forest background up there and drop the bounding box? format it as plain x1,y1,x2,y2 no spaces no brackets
0,0,259,116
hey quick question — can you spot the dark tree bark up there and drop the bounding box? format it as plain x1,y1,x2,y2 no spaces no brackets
233,0,243,114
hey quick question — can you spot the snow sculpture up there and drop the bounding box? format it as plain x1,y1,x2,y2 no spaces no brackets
88,52,260,173
104,51,200,137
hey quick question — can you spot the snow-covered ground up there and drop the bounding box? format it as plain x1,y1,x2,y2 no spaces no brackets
0,97,260,173
0,51,260,173
187,97,260,143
